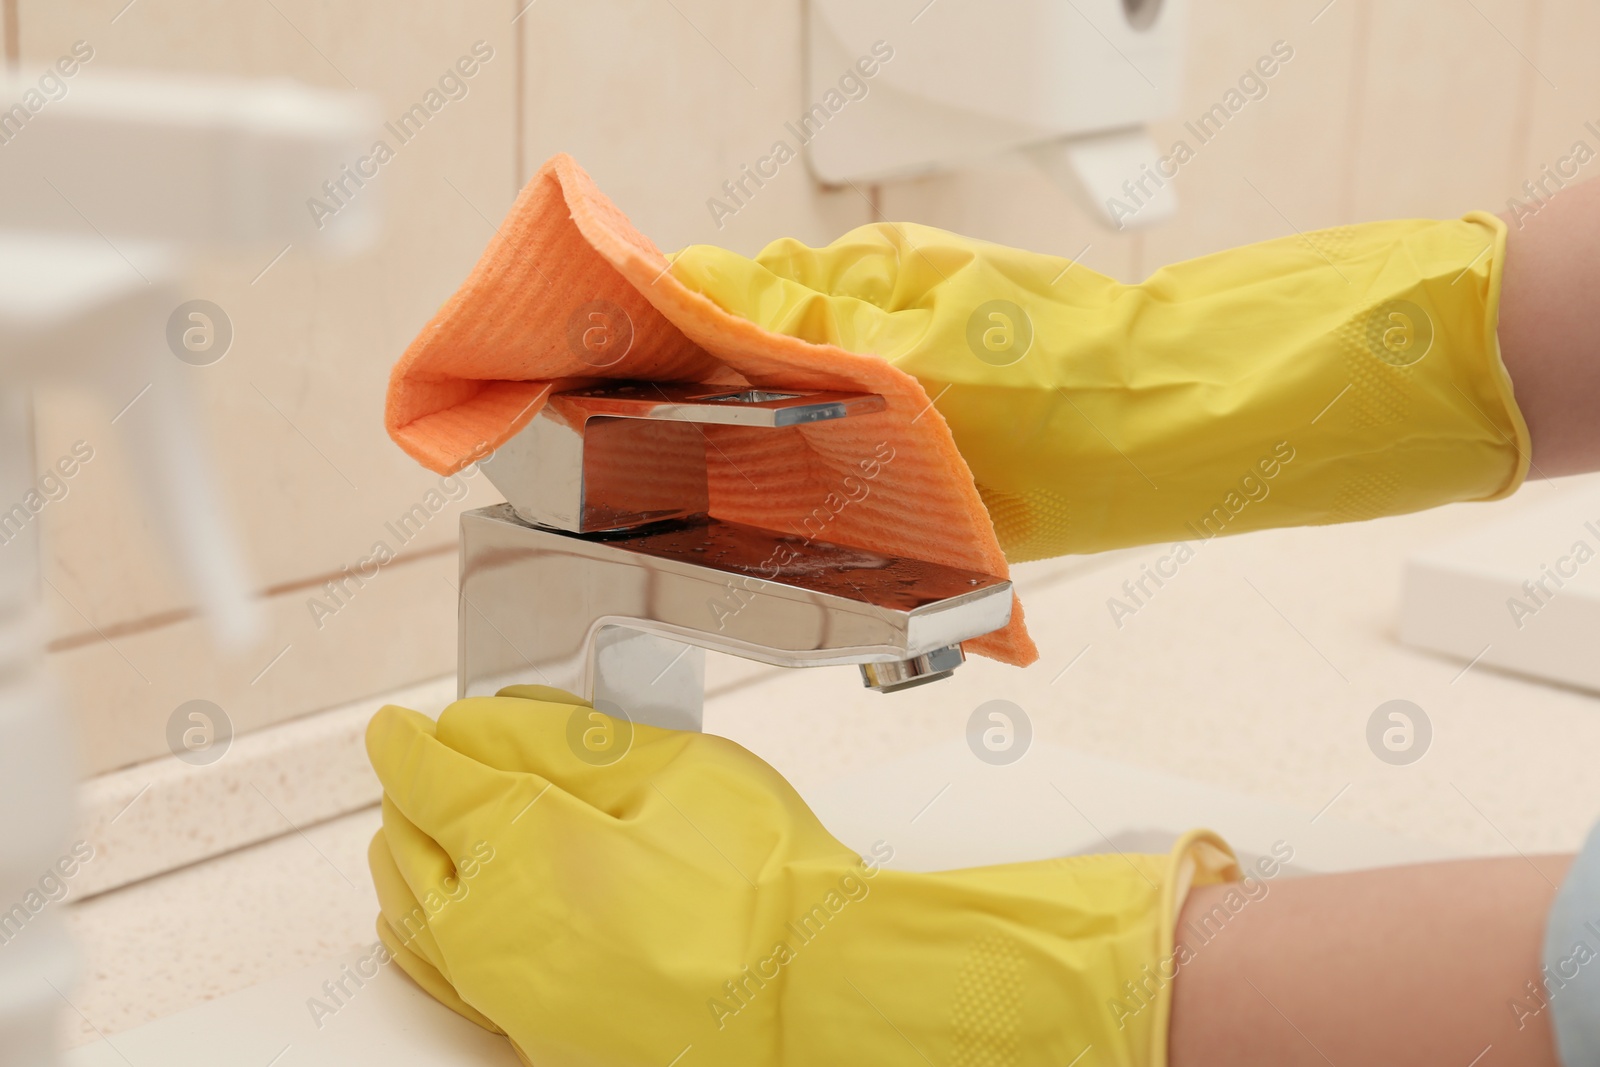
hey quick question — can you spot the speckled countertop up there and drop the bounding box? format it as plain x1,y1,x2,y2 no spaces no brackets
58,473,1600,1047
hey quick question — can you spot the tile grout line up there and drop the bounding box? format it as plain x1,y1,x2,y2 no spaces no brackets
2,0,17,72
1505,0,1545,195
512,0,527,191
1335,0,1373,224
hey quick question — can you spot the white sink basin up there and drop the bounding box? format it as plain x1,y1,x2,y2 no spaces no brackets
807,739,1459,874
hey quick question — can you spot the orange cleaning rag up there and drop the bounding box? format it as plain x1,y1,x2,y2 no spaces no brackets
385,153,1036,665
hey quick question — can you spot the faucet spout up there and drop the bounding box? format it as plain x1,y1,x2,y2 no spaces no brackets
458,505,1012,730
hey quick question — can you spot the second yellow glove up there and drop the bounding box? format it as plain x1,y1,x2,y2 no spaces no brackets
367,688,1238,1066
667,213,1529,561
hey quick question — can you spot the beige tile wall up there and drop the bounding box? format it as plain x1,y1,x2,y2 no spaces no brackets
20,0,521,773
12,0,1593,775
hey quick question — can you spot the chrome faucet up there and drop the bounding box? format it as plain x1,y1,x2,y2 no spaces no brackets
459,381,1013,731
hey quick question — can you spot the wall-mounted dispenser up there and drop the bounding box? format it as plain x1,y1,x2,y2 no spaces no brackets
804,0,1188,229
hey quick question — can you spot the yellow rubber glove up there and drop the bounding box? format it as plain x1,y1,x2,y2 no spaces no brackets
367,804,504,1036
367,687,1238,1067
666,213,1530,561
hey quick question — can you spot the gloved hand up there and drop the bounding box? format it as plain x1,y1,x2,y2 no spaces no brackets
367,687,1238,1066
665,213,1530,561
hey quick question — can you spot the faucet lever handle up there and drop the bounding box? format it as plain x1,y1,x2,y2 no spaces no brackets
554,381,886,427
479,381,886,534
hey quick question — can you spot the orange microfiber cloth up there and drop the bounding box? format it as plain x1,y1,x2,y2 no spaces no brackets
385,153,1036,666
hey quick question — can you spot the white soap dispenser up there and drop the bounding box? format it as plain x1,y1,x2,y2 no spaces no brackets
803,0,1188,229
